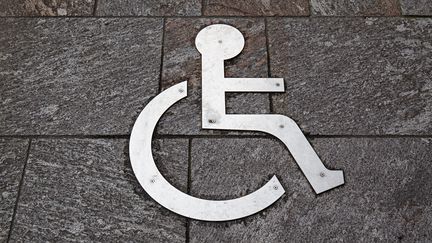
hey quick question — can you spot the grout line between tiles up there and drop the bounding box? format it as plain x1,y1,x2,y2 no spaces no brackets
92,0,99,16
0,135,131,139
201,0,205,16
158,18,166,93
1,15,432,19
308,0,313,16
185,218,190,243
7,139,32,243
187,139,192,194
396,0,404,15
0,134,432,140
264,17,274,114
185,139,192,243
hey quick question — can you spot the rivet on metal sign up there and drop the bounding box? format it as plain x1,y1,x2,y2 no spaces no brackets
129,24,345,222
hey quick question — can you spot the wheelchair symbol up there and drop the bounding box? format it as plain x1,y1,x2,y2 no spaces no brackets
129,24,344,221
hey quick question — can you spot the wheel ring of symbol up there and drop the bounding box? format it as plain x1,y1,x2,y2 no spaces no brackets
129,81,285,221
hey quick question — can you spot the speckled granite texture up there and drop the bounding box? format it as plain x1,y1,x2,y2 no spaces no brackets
310,0,401,16
189,137,432,242
9,139,188,242
269,18,432,135
0,18,162,135
400,0,432,15
0,0,95,16
203,0,309,16
1,1,432,242
96,0,201,16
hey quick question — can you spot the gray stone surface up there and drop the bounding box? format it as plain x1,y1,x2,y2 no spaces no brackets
268,18,432,135
96,0,201,16
0,18,162,135
0,139,29,242
0,0,95,16
400,0,432,16
9,138,188,242
203,0,309,16
189,137,432,242
310,0,400,16
158,18,270,135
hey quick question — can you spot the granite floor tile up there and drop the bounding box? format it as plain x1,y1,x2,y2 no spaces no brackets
0,18,162,135
9,138,188,242
0,139,29,242
203,0,309,16
310,0,401,16
95,0,201,16
268,18,432,135
189,137,432,242
0,0,95,16
158,18,270,135
400,0,432,16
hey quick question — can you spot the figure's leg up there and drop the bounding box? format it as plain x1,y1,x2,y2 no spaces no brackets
206,114,344,194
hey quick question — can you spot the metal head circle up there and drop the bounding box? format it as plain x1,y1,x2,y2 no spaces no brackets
195,24,245,60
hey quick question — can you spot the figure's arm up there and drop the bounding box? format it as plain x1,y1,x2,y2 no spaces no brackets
222,78,284,92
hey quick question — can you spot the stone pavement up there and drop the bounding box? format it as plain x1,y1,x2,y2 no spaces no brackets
0,1,431,242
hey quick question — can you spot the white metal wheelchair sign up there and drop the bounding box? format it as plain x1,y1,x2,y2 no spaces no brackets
129,24,344,221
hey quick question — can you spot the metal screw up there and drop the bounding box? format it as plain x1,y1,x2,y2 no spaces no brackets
208,119,216,124
150,179,156,183
276,83,280,87
273,185,278,190
279,124,284,128
320,172,325,177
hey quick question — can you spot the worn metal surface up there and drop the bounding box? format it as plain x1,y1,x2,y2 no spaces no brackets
130,24,344,221
196,24,344,194
130,82,284,221
158,18,270,136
